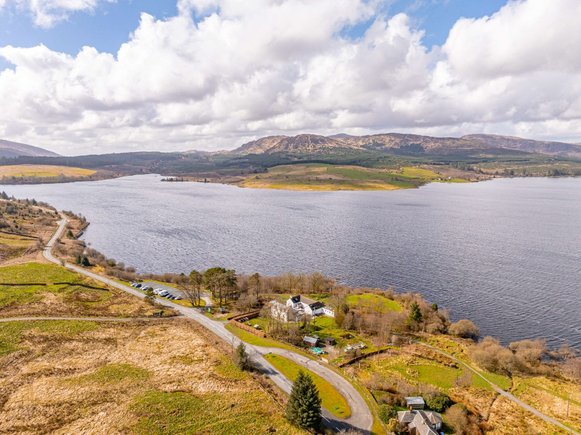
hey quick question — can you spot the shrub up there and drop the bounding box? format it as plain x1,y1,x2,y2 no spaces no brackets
426,393,452,412
449,319,480,340
378,404,397,423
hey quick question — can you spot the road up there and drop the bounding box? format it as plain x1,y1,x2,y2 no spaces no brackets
417,342,580,435
43,215,373,433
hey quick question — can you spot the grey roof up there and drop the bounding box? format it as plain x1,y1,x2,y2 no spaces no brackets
303,336,319,345
397,411,415,424
405,396,426,406
290,295,325,309
398,410,442,435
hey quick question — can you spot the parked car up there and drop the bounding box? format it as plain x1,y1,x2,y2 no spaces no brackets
135,283,142,288
174,295,182,300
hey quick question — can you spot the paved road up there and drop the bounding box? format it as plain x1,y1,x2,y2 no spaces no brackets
43,215,373,433
417,342,580,435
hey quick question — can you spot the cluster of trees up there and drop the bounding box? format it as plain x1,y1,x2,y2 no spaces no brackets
327,291,452,345
470,336,580,380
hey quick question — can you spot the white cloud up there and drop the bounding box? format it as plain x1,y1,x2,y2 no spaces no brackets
1,0,581,154
1,0,111,28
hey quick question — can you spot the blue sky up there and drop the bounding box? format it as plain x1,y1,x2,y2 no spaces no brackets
0,0,508,57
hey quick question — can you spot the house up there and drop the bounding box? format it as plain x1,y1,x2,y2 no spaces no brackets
397,410,442,435
286,295,335,317
269,300,298,322
303,336,320,346
405,396,426,410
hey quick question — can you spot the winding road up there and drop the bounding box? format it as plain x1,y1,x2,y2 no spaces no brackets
43,215,374,433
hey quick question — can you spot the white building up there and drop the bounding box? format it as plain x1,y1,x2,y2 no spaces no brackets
286,295,334,318
269,300,297,322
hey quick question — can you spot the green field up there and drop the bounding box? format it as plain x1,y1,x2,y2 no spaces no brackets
73,363,152,384
0,262,109,308
225,323,296,351
240,164,467,191
346,293,403,313
264,353,351,419
0,262,161,318
131,390,301,435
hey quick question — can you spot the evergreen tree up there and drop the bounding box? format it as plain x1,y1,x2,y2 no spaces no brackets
408,301,423,323
235,343,251,371
285,370,322,432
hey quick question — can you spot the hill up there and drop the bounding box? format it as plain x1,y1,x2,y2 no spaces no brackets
234,133,581,159
0,139,59,158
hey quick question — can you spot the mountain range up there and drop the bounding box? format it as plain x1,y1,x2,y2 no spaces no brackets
0,139,59,159
234,133,581,159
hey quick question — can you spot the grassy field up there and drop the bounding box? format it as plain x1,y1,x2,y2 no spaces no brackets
225,322,296,351
264,353,351,419
0,319,99,355
239,164,468,191
0,319,303,434
346,293,403,313
512,376,581,431
0,262,166,318
0,164,96,179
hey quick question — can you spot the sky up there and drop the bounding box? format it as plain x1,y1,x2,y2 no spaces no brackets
0,0,580,155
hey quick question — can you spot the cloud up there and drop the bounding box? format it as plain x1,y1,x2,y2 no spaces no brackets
1,0,581,154
1,0,111,27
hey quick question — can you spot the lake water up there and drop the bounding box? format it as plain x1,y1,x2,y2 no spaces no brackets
2,175,580,349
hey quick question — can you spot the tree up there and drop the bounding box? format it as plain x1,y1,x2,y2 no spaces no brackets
203,267,237,307
144,289,156,305
182,269,203,306
285,371,322,431
408,301,423,324
248,272,261,296
235,343,251,371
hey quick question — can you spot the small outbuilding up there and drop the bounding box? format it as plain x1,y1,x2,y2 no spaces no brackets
303,336,320,347
405,396,426,410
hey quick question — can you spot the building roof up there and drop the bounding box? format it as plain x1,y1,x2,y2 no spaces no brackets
410,411,440,435
398,410,441,435
405,396,426,406
290,295,325,309
303,336,319,345
397,411,415,424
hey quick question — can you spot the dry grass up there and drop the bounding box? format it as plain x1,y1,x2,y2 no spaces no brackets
0,319,304,434
512,376,581,432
